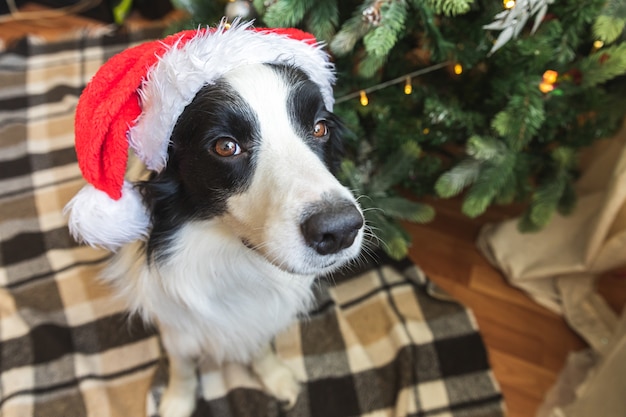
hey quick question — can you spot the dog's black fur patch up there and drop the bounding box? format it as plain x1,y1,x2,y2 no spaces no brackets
276,64,345,173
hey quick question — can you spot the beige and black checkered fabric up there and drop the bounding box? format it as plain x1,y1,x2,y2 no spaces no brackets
0,29,505,417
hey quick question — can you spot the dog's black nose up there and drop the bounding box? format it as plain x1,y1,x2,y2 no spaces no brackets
301,201,363,255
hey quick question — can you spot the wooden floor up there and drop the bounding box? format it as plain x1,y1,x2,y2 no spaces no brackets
405,196,626,417
0,3,185,48
3,5,626,417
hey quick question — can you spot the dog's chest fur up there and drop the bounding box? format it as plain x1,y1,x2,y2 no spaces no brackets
107,223,315,363
103,63,363,365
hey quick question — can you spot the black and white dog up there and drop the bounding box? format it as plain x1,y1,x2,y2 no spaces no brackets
108,63,364,416
66,23,365,417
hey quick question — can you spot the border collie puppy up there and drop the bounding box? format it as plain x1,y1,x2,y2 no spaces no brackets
65,23,365,417
105,62,364,417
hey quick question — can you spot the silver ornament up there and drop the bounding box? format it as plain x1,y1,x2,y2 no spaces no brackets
225,0,252,20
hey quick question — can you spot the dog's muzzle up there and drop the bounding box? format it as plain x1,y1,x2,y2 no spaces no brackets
300,199,364,255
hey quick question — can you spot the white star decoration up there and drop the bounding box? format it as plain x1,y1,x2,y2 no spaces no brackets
483,0,554,54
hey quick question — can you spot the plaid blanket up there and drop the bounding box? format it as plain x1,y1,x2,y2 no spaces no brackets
0,29,505,417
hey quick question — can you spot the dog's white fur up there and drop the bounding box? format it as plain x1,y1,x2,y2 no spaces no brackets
103,65,364,417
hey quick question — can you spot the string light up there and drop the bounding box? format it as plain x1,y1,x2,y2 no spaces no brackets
335,61,450,104
453,63,463,75
503,0,515,9
404,77,413,95
539,69,558,93
592,40,604,52
543,70,558,84
539,82,554,93
360,90,369,106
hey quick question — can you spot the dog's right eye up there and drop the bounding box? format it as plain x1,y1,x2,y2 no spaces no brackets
312,121,329,139
214,137,242,157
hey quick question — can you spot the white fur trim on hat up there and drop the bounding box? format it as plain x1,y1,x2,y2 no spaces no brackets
128,20,335,172
65,181,150,251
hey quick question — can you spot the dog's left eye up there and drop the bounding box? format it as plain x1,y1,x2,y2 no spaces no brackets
312,121,329,139
214,137,242,157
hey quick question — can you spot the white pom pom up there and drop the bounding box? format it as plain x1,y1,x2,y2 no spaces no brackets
64,182,150,251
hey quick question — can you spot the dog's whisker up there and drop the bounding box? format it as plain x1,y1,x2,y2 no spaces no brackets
355,194,374,204
361,206,384,214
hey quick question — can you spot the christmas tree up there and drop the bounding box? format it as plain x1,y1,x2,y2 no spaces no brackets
167,0,626,259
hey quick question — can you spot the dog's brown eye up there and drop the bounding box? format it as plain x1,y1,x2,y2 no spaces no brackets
214,138,241,157
312,121,328,138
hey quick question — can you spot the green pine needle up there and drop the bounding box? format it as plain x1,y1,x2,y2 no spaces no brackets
557,182,577,216
358,53,388,78
551,146,577,171
528,176,566,228
263,0,315,27
368,142,421,192
517,211,543,233
461,194,491,218
304,0,339,41
494,181,517,205
491,111,512,137
593,0,626,43
580,43,626,88
366,211,411,260
434,158,481,198
330,3,374,56
338,159,364,194
466,135,508,161
494,92,545,151
461,154,516,218
593,15,626,44
252,0,266,15
363,1,407,57
373,196,435,223
385,236,410,260
425,0,474,16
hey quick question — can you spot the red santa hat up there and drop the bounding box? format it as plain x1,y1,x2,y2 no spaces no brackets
65,19,335,251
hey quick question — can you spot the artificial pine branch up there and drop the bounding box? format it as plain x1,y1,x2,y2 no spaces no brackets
557,181,577,216
527,173,567,229
594,16,626,44
262,0,315,27
424,0,474,16
304,0,339,41
363,0,407,58
365,209,412,260
493,168,519,205
372,196,435,223
423,96,485,132
556,0,607,56
434,158,481,198
412,1,456,61
461,153,516,218
251,0,266,16
330,1,374,56
338,141,433,259
593,0,626,43
493,91,545,151
466,135,508,161
368,142,421,193
579,43,626,88
358,53,389,78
